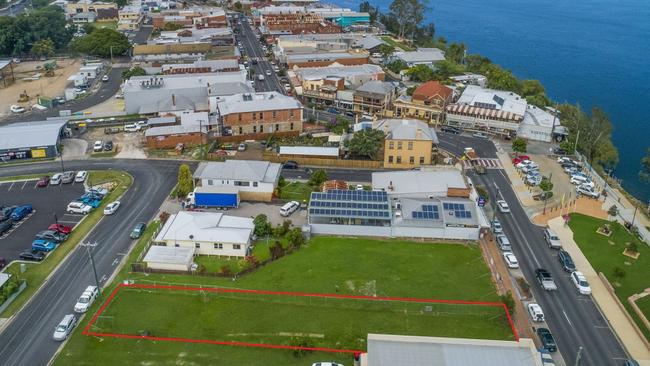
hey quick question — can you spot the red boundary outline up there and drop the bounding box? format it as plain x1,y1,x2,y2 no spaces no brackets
83,283,519,354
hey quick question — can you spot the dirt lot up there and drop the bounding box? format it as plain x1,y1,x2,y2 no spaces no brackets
0,58,81,117
80,127,146,158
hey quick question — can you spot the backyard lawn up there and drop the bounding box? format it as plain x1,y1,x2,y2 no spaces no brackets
380,36,415,51
279,181,313,202
568,213,650,341
56,237,511,366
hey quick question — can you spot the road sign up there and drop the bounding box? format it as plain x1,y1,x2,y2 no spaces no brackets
478,197,486,207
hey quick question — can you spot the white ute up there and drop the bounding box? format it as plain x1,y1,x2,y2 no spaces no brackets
74,286,99,313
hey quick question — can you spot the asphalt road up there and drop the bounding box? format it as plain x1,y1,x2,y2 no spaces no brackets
0,159,183,366
0,0,30,16
0,181,84,261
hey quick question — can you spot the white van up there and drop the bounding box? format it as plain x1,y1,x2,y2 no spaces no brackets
67,201,92,215
53,314,77,341
74,285,99,313
280,201,299,217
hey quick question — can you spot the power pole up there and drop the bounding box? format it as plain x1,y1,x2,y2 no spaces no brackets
80,242,102,296
574,346,583,366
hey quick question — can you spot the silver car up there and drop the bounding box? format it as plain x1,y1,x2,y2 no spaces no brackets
53,314,77,341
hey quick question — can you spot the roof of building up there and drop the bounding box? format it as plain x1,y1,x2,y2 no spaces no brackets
396,197,478,228
0,119,68,150
208,82,255,97
216,92,302,115
279,146,339,157
0,60,12,69
455,84,527,117
372,168,466,197
412,80,453,101
145,124,203,137
143,245,195,265
355,80,394,95
147,116,177,126
161,59,239,73
295,64,383,81
308,189,391,220
286,51,368,63
522,104,557,128
395,48,445,64
0,273,11,289
367,334,543,366
374,119,438,143
193,160,282,183
154,211,253,245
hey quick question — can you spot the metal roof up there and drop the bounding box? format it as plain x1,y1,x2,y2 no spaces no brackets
0,119,68,151
374,119,438,143
143,245,194,265
154,211,253,245
279,146,339,157
216,92,302,115
355,80,394,95
193,160,282,183
395,48,445,63
372,169,466,197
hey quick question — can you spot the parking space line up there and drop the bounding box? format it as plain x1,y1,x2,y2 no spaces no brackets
57,220,79,224
8,182,14,191
20,181,27,190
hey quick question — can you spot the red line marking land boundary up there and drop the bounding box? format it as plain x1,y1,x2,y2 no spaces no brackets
83,283,519,354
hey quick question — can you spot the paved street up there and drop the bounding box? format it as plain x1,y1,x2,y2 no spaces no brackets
0,159,184,366
0,0,30,16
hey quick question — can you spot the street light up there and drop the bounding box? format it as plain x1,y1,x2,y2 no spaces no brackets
80,242,102,296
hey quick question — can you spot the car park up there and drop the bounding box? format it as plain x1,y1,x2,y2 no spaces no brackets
35,230,67,243
571,271,592,295
10,205,33,221
74,285,99,313
93,140,104,152
496,234,512,251
503,252,519,268
491,219,503,233
536,328,557,352
36,176,50,187
103,201,121,215
62,171,76,184
53,314,77,341
543,227,562,249
67,201,92,215
50,173,63,185
527,303,545,322
32,239,56,252
280,201,300,217
19,250,45,261
75,171,88,183
49,223,72,235
130,222,147,239
558,250,576,272
497,200,510,213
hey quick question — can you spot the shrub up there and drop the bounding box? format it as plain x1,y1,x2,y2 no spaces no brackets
286,228,305,249
612,267,626,280
607,205,618,218
269,240,285,260
499,291,516,315
219,265,233,276
289,336,314,358
511,138,527,153
626,242,639,254
245,255,260,268
159,211,170,224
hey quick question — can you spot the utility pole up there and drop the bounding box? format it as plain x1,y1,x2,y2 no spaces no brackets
574,129,580,155
574,346,583,366
80,242,102,296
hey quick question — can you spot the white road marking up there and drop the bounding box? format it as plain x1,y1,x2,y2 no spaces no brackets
8,182,14,191
111,258,119,266
100,275,107,283
562,310,573,327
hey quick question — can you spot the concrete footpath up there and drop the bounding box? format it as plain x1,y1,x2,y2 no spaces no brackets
548,217,650,362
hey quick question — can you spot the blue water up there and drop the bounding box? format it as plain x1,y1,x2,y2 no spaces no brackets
339,0,650,202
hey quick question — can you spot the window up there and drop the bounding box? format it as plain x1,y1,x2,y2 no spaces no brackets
174,243,180,247
420,156,425,164
290,122,294,130
407,142,413,150
388,141,394,149
238,127,243,134
233,244,241,250
259,112,263,119
238,114,242,121
252,112,256,120
260,125,264,133
272,111,276,118
253,182,258,187
388,156,393,163
276,123,279,131
396,156,402,164
234,181,250,186
409,156,414,164
195,243,201,248
290,110,294,117
253,125,257,133
213,243,223,249
207,179,213,185
397,142,403,150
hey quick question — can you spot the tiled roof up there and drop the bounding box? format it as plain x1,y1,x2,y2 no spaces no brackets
412,81,452,101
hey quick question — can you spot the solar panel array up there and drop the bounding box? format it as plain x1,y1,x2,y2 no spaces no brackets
442,202,472,219
411,204,440,220
311,190,388,202
309,208,390,218
310,201,389,210
309,190,391,220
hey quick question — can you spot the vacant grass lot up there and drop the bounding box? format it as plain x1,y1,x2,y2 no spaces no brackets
279,181,313,202
0,171,132,317
569,213,650,341
56,237,509,365
380,36,415,51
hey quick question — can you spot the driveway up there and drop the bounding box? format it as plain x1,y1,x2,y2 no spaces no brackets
61,139,88,160
115,132,146,159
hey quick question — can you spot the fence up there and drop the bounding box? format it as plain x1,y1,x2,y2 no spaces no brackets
262,151,382,169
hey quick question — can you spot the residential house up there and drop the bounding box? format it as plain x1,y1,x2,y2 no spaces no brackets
72,12,97,23
352,80,396,115
193,160,282,202
392,48,446,68
393,81,453,125
154,211,254,257
375,118,438,169
118,5,143,31
96,8,119,21
215,91,303,139
66,0,117,20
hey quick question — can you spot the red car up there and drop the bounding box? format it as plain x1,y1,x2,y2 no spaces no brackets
48,223,72,235
36,176,50,187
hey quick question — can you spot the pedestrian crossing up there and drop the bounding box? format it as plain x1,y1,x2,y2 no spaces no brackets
462,158,503,169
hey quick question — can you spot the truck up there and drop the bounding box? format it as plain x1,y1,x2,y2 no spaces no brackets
186,186,239,209
535,268,558,291
464,147,478,161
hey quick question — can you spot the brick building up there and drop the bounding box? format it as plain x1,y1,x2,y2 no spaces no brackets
394,81,453,125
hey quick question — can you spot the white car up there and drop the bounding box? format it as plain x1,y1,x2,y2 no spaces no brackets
355,184,364,191
497,200,510,213
101,75,109,82
74,285,99,313
280,201,300,217
266,69,271,76
491,219,503,234
503,252,519,268
67,202,92,214
527,303,545,322
124,124,141,132
52,314,77,341
32,104,47,111
50,173,63,185
577,185,600,198
472,132,488,139
238,143,247,151
75,170,88,183
93,140,104,152
516,160,532,169
571,271,592,295
103,201,121,215
10,105,25,113
570,174,590,185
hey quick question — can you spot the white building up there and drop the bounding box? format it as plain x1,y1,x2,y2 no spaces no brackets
193,160,282,202
154,211,254,257
392,48,446,67
143,245,195,271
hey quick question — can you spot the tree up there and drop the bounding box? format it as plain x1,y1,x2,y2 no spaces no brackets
233,1,242,11
406,64,434,82
31,38,55,58
253,214,272,237
163,22,184,31
387,59,408,74
432,60,465,81
176,164,193,198
639,148,650,183
511,138,527,153
499,291,516,315
122,66,147,80
612,267,626,281
607,205,618,219
286,228,305,249
32,0,51,8
114,0,128,7
308,169,328,187
484,64,520,92
539,178,554,193
378,44,395,59
0,6,73,56
406,86,417,96
347,129,384,160
445,42,466,64
72,28,130,58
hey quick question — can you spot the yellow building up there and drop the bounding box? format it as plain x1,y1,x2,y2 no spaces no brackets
66,0,117,19
394,80,453,126
376,119,438,169
118,5,143,31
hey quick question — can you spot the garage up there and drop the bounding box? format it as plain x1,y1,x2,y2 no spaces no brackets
0,118,69,161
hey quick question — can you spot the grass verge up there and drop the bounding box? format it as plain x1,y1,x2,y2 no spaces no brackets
0,173,49,182
0,170,133,318
568,213,650,341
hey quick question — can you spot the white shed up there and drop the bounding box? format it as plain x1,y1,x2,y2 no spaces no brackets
143,245,195,271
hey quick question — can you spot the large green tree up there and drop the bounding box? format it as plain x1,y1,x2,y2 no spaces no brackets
378,44,395,59
347,129,385,160
0,6,73,56
406,64,434,82
72,28,130,58
31,38,55,58
445,42,466,64
176,164,193,198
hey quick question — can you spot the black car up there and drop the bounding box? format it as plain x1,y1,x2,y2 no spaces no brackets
558,249,576,272
0,220,13,235
282,161,299,169
536,328,557,352
441,126,461,134
35,230,67,243
19,250,45,262
0,206,17,222
553,147,567,155
104,140,114,151
130,222,147,239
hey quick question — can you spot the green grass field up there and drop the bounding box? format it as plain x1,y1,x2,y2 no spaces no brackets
56,237,509,366
279,181,313,202
568,213,650,341
380,36,415,51
636,295,650,329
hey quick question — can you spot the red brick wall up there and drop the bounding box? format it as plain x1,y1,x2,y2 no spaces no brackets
146,133,204,149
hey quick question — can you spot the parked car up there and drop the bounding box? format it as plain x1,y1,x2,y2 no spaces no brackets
527,303,545,322
10,105,25,113
569,173,590,185
62,171,76,184
0,220,13,235
441,126,461,134
75,171,88,183
280,201,300,217
576,185,599,198
521,163,539,174
124,124,141,132
525,175,542,186
238,143,247,151
104,127,121,134
543,227,562,249
36,176,50,187
282,160,299,169
103,201,121,215
571,271,592,295
10,205,33,221
35,230,67,243
496,234,512,251
0,206,17,222
497,200,510,213
536,327,557,352
50,173,63,185
326,107,340,114
49,223,72,235
67,201,92,215
503,252,519,268
472,131,488,139
311,363,344,366
130,222,147,239
491,219,503,233
558,249,576,272
557,156,572,164
101,75,109,82
93,140,104,152
74,285,99,313
103,140,114,151
32,239,57,252
19,250,45,262
52,314,77,341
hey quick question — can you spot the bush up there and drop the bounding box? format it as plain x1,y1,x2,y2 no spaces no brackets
626,242,639,254
308,169,328,188
511,138,527,153
245,255,260,268
612,267,626,280
219,265,233,276
499,291,516,315
289,337,314,358
286,228,305,249
253,214,272,237
159,211,170,224
269,240,285,260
